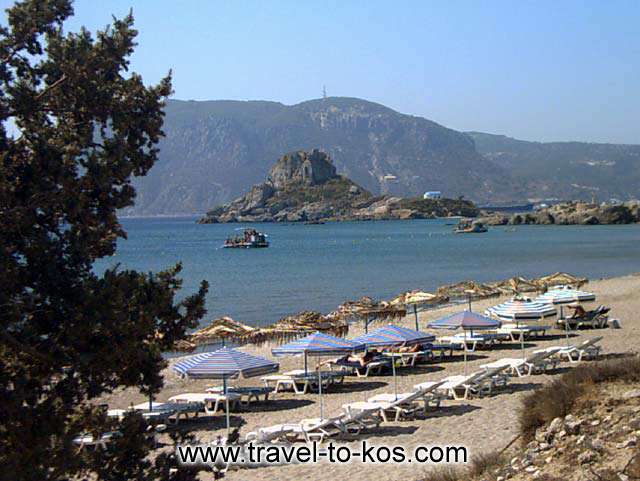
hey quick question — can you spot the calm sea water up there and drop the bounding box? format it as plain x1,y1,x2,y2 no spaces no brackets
96,217,640,327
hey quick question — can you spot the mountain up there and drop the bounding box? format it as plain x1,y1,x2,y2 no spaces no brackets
467,132,640,202
199,149,479,223
123,97,524,216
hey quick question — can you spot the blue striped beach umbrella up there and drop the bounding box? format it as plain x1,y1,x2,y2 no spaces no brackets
535,285,596,305
173,347,279,437
485,297,557,322
271,332,364,373
272,332,363,420
486,297,556,361
352,324,435,397
351,324,435,348
173,346,279,382
428,311,501,331
428,311,500,374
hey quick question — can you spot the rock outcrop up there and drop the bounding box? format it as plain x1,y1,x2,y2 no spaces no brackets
480,200,640,226
198,150,479,223
267,150,337,189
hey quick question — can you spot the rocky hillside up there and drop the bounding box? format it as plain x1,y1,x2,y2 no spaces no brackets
468,131,640,202
480,200,640,225
419,356,640,481
198,150,479,223
123,97,524,216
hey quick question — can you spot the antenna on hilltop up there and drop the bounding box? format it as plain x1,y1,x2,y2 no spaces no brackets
322,85,327,100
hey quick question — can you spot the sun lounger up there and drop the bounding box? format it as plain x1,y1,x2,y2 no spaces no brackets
480,350,560,377
338,403,383,434
412,380,450,406
437,335,487,352
383,350,429,367
340,400,388,428
261,370,342,395
245,413,370,444
131,401,203,424
168,392,240,414
281,416,350,443
429,343,463,360
434,366,510,400
261,374,311,394
284,369,345,385
73,431,119,451
496,326,545,343
205,386,273,405
329,356,391,377
556,337,603,363
244,423,299,443
365,382,446,421
559,306,610,329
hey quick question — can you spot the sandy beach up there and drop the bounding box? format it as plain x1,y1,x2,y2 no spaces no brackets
98,273,640,481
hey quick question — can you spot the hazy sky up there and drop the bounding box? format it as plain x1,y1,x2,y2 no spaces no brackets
2,0,639,143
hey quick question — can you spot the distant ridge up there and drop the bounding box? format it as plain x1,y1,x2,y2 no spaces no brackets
121,97,639,216
467,131,640,203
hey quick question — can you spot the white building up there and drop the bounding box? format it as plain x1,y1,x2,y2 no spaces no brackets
423,191,442,200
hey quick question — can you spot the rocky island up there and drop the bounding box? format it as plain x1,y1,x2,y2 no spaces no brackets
198,149,479,223
480,200,640,225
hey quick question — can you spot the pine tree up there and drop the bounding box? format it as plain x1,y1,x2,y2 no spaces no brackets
0,1,208,479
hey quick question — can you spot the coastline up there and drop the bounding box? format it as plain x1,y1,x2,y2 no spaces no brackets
98,272,640,481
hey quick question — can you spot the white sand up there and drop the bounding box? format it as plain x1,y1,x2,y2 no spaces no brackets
99,273,640,480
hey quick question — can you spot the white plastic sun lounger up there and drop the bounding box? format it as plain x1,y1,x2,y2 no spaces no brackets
262,370,341,395
73,431,119,451
556,337,603,363
435,366,510,400
340,404,383,434
480,350,560,377
328,358,391,377
365,381,446,421
205,386,273,405
244,423,299,443
131,401,203,424
497,324,550,342
245,413,365,444
437,335,486,352
261,374,312,394
168,392,240,415
282,416,350,443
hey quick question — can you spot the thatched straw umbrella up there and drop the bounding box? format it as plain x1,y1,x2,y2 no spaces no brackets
436,280,500,301
338,297,407,334
487,276,540,296
246,311,349,346
389,290,448,330
188,316,256,347
532,272,588,291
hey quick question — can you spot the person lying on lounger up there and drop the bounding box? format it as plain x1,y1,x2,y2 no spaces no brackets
320,350,377,368
568,304,587,318
387,342,421,353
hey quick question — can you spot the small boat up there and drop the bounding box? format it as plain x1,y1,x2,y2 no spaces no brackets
453,219,488,234
223,228,269,248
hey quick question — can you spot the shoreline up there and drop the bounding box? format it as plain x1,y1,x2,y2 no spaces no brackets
98,272,640,481
183,271,638,343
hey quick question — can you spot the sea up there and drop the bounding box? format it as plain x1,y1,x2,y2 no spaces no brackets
95,217,640,328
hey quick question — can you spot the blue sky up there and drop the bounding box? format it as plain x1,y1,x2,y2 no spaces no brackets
2,0,639,143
